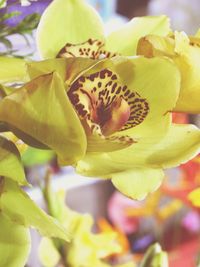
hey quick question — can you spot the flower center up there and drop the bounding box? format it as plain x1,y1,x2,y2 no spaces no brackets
68,69,149,139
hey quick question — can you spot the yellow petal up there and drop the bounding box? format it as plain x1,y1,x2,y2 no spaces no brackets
27,57,100,85
76,124,200,178
147,124,200,168
37,0,104,59
106,15,170,56
111,168,164,200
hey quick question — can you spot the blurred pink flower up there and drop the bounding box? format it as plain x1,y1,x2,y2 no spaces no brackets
182,211,200,233
108,191,142,234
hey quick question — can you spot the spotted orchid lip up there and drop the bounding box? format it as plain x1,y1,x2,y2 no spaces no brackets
68,68,149,146
57,38,118,60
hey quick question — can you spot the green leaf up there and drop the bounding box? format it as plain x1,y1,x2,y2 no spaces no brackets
0,57,28,83
37,0,104,58
0,37,12,50
0,12,21,22
15,13,41,34
106,15,170,56
0,72,87,165
22,146,54,166
0,135,27,185
0,0,6,9
0,212,31,267
0,178,71,241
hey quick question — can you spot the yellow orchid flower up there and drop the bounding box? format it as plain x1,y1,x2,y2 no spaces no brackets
137,31,200,113
0,54,200,199
0,1,200,200
0,0,171,84
36,0,171,59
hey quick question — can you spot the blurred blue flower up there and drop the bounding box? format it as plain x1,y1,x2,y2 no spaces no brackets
1,0,52,26
132,234,154,252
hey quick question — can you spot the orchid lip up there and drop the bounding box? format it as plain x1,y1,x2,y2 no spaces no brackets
68,68,149,145
57,38,118,60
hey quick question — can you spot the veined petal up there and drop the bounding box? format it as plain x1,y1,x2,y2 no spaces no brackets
0,57,28,84
111,168,164,200
137,32,200,113
0,213,31,267
37,0,104,59
105,15,170,56
0,72,87,165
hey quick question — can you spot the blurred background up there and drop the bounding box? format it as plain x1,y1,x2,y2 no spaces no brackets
1,1,200,267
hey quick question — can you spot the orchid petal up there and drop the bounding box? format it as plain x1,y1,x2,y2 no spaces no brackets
77,124,200,178
0,72,87,165
37,0,104,59
111,168,164,200
105,15,170,56
148,124,200,168
27,57,100,85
